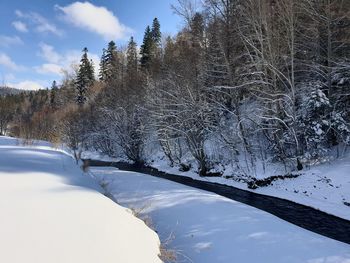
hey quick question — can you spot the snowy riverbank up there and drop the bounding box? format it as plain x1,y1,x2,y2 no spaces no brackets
0,136,162,263
150,155,350,221
90,167,350,263
84,148,350,221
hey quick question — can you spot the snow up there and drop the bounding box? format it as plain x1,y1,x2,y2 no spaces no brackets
253,155,350,220
0,136,162,263
84,144,350,220
90,167,350,263
147,152,350,221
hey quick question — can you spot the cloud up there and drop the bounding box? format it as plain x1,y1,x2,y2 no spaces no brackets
3,73,16,81
12,21,28,33
38,43,61,64
56,2,132,40
35,63,63,76
15,10,63,36
35,43,99,76
0,35,23,47
15,10,24,18
0,53,25,71
9,81,45,91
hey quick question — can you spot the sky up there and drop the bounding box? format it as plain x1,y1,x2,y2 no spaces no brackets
0,0,183,90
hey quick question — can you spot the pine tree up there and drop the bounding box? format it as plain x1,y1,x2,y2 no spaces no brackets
300,85,332,158
99,48,107,81
163,36,176,69
151,18,161,46
205,21,229,86
75,47,95,105
104,41,119,82
190,13,204,46
140,26,152,69
50,80,58,109
140,18,162,73
126,37,138,77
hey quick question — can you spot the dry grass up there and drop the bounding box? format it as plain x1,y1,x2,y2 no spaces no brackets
130,206,177,263
159,233,177,263
160,246,177,262
81,159,90,172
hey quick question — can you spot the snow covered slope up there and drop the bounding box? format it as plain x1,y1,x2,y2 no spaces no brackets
0,136,162,263
91,167,350,263
147,154,350,221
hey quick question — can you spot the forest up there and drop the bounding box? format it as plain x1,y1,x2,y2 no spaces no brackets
1,0,349,178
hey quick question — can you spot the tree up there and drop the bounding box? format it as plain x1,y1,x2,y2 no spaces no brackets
99,48,108,82
0,95,16,135
104,41,120,83
205,20,230,87
75,47,95,105
151,18,161,46
140,26,153,69
140,18,162,74
50,80,59,109
126,37,139,80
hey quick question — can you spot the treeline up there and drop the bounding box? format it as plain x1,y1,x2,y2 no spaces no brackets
2,0,350,177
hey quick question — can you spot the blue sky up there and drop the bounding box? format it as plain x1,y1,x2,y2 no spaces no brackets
0,0,182,90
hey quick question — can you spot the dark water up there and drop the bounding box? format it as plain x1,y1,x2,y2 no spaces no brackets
87,159,350,245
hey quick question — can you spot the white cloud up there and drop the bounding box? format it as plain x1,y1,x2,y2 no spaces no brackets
15,10,63,36
56,2,132,40
12,21,28,33
38,43,61,64
0,53,25,71
9,80,45,91
15,10,24,18
35,43,99,76
3,73,16,81
0,35,23,47
35,63,63,76
61,50,100,77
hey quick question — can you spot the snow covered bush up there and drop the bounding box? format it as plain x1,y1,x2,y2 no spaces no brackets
299,86,331,158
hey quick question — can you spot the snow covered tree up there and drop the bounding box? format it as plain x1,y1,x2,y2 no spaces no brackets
9,0,350,178
99,48,107,82
104,41,120,83
299,86,332,158
126,37,139,81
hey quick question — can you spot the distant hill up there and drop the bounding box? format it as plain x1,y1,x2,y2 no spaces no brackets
0,86,24,96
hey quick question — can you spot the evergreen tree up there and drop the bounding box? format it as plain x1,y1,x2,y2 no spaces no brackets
190,13,204,45
104,41,120,82
50,80,58,109
151,18,161,46
99,48,108,82
205,21,229,86
75,47,95,105
140,18,162,73
163,36,176,69
126,37,138,77
140,26,152,69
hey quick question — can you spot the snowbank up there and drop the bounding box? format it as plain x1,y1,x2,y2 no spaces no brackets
147,153,350,221
0,136,162,263
91,167,350,263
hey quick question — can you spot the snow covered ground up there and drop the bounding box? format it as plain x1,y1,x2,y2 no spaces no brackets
86,148,350,220
90,167,350,263
146,154,350,221
0,136,162,263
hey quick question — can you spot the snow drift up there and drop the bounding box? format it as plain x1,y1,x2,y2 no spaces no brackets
0,136,162,263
